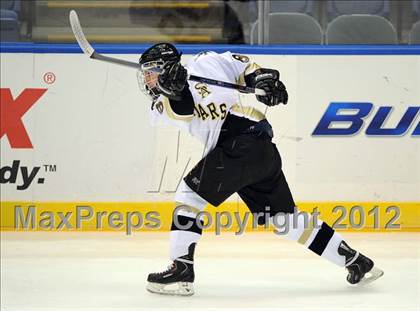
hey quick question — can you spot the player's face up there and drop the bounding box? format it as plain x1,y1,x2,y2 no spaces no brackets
144,70,159,90
137,61,164,98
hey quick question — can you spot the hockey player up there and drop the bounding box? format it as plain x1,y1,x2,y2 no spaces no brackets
137,43,383,296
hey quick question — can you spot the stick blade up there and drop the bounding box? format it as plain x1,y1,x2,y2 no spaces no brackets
69,10,94,57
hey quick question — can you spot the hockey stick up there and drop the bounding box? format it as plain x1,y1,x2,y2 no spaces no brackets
69,10,140,69
69,10,265,95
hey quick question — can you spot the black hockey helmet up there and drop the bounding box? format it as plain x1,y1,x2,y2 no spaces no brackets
139,42,181,66
137,43,182,99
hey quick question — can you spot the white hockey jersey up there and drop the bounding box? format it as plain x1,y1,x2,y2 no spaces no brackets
149,51,264,155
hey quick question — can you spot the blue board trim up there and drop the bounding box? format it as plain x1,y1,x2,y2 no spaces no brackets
1,42,420,55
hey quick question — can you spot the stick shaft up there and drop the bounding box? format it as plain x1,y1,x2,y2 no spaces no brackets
91,52,141,69
69,10,265,95
188,75,264,95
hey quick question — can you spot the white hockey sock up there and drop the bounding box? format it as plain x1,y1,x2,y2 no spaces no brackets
170,207,203,260
273,211,346,267
170,230,201,260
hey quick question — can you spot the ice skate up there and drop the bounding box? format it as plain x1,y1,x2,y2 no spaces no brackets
146,244,195,296
338,241,384,286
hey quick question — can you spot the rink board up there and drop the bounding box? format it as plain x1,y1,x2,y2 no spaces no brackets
1,201,419,232
1,45,419,233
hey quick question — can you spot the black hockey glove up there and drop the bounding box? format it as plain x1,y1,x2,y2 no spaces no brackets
157,61,188,100
249,69,288,106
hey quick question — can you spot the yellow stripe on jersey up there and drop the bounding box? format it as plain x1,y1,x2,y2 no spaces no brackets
230,104,266,122
161,97,194,122
237,63,261,86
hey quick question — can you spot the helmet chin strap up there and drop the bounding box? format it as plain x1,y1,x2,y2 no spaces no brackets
149,86,162,99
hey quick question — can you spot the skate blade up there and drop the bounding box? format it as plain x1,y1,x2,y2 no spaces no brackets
146,282,194,296
357,266,384,286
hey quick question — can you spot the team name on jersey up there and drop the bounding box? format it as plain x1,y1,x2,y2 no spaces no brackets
194,103,227,121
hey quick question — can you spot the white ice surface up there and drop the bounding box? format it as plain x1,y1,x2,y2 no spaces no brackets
1,232,419,311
